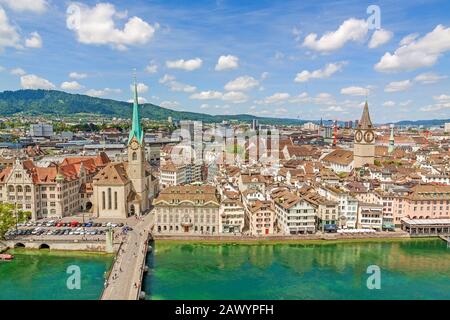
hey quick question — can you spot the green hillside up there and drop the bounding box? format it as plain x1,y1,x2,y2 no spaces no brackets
0,90,303,125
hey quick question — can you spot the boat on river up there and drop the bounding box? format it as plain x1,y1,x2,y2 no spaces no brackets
0,254,14,261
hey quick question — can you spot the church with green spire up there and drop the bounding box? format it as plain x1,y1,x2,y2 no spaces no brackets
92,76,156,219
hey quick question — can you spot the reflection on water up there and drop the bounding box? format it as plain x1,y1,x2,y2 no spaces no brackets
0,249,113,300
144,239,450,300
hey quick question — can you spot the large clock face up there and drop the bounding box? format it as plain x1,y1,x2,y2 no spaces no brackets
364,130,375,143
355,130,363,143
130,140,139,150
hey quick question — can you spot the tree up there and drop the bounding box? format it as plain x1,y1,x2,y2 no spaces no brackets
0,203,31,240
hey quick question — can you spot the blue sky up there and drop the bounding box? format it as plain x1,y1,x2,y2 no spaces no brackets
1,0,450,122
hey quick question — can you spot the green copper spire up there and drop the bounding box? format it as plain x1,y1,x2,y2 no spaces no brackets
128,72,144,144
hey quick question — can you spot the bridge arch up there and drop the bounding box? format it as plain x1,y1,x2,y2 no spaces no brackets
14,243,25,248
39,243,50,250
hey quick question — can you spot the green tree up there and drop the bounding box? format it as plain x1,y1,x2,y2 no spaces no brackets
0,204,31,240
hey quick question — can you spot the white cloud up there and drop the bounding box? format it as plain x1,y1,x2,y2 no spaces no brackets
0,7,21,51
0,0,48,13
66,2,158,50
302,18,368,52
420,101,450,112
168,81,196,93
292,27,302,41
384,80,413,92
159,74,175,84
130,82,149,94
160,101,180,109
145,61,158,73
128,97,147,104
224,75,259,91
11,68,26,76
323,106,344,112
222,91,248,103
313,93,335,105
215,55,239,71
69,72,87,79
414,72,447,84
260,72,269,80
295,62,345,82
166,58,202,71
159,74,196,92
61,81,84,90
25,32,42,48
433,94,450,102
190,91,223,100
383,101,396,107
85,88,121,97
257,92,290,105
340,86,370,96
20,74,55,89
399,33,418,46
368,29,393,48
399,100,412,106
375,25,450,72
289,92,310,104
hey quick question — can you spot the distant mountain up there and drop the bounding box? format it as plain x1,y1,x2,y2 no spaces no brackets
394,119,448,127
0,90,304,125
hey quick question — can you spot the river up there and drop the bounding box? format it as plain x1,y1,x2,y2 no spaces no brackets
143,239,450,300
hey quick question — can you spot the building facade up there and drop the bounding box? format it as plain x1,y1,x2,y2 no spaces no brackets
153,185,220,234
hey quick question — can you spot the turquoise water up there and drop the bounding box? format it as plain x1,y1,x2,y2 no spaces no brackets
0,249,112,300
144,239,450,300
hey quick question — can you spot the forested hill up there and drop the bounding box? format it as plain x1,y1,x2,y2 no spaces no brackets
0,90,303,125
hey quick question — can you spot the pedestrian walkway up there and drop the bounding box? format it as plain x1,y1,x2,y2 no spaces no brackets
101,214,153,300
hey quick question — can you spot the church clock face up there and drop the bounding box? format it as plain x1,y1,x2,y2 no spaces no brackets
130,140,140,150
355,130,363,143
364,130,375,143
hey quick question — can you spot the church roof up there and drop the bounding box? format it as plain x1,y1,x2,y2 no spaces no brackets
358,101,373,129
93,162,130,186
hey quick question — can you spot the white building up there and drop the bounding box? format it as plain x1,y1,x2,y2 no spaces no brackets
219,198,245,233
319,185,358,229
30,123,54,138
272,189,317,235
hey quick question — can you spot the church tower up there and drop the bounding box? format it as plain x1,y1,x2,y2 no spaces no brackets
353,101,375,168
388,124,395,154
127,75,148,211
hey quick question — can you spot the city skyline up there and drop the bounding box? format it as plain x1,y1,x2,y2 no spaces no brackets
0,0,450,123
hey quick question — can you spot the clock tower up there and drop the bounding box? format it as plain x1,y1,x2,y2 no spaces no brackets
353,101,375,168
127,76,148,211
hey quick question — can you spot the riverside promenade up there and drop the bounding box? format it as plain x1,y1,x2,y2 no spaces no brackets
153,230,411,242
101,214,153,300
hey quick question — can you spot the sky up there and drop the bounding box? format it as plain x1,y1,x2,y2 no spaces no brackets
0,0,450,123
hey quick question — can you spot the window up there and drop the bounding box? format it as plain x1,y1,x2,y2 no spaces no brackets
132,152,137,161
102,191,106,210
114,192,118,210
25,186,31,193
108,188,112,210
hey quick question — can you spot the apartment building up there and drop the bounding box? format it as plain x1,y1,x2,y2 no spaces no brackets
247,200,275,236
271,189,317,235
219,198,245,233
358,203,383,230
318,185,358,229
